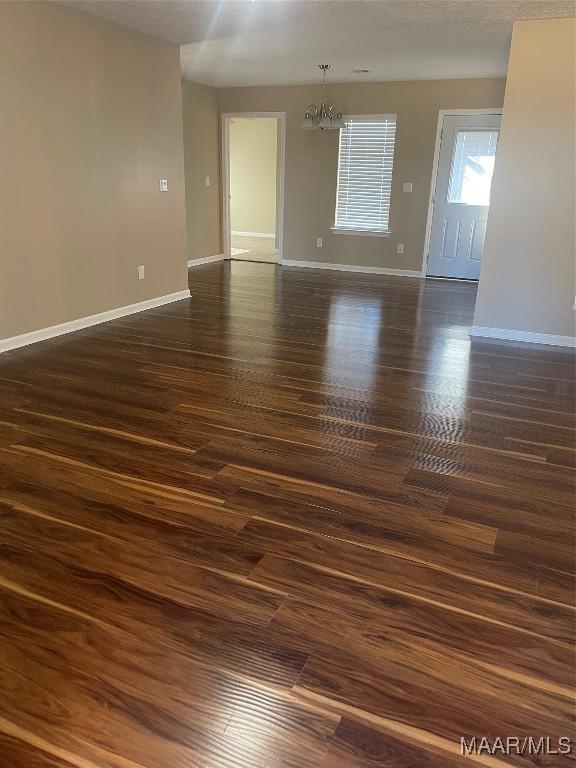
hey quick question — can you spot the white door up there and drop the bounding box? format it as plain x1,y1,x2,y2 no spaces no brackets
426,114,501,279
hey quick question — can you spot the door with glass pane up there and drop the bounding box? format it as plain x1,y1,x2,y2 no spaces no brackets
426,114,501,279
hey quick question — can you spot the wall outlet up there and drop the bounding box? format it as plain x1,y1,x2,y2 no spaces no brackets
159,178,168,192
137,265,145,280
205,176,211,187
402,182,413,193
316,237,323,248
396,243,404,254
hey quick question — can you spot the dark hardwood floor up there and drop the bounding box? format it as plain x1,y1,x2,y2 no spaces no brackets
0,261,574,767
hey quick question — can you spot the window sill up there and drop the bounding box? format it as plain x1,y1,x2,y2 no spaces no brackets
331,228,390,238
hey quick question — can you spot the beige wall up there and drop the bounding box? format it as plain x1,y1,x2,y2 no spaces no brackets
0,2,188,341
218,79,505,270
230,117,277,235
182,80,222,262
474,19,575,339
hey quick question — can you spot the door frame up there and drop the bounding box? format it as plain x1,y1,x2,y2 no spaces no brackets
420,108,503,278
221,112,287,263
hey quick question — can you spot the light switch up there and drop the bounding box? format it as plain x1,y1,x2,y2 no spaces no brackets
316,237,323,248
159,178,168,192
137,265,145,280
402,182,413,193
396,243,404,254
205,176,211,187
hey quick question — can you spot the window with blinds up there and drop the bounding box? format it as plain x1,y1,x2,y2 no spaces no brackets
447,129,499,206
334,115,397,234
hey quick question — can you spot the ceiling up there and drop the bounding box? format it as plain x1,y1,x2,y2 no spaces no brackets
63,0,575,87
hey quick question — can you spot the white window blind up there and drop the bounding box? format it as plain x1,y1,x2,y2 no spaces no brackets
334,116,397,233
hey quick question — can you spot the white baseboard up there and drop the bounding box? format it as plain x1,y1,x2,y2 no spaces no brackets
231,231,275,239
0,289,191,354
281,259,422,278
187,254,225,267
470,326,576,348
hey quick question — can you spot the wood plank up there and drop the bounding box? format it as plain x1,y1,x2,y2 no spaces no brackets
0,586,335,768
250,555,573,687
322,717,478,768
273,602,573,764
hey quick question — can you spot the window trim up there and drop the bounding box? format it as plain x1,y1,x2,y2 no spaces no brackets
333,113,397,237
331,227,390,237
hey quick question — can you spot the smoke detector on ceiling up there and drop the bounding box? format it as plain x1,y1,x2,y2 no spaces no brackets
353,68,371,74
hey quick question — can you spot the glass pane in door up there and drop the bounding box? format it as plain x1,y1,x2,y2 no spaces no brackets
447,129,499,205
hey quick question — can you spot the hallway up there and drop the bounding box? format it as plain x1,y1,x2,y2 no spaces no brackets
231,234,278,263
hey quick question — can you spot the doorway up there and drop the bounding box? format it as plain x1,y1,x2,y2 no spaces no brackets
424,111,502,280
221,112,285,264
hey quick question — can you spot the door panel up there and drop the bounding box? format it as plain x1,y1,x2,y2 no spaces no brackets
426,114,501,280
469,220,487,263
440,219,461,262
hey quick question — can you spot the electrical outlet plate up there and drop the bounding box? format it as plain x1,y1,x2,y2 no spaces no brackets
316,238,323,248
159,178,168,192
138,265,145,280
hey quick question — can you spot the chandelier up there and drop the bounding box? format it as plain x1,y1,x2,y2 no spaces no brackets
301,65,344,131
